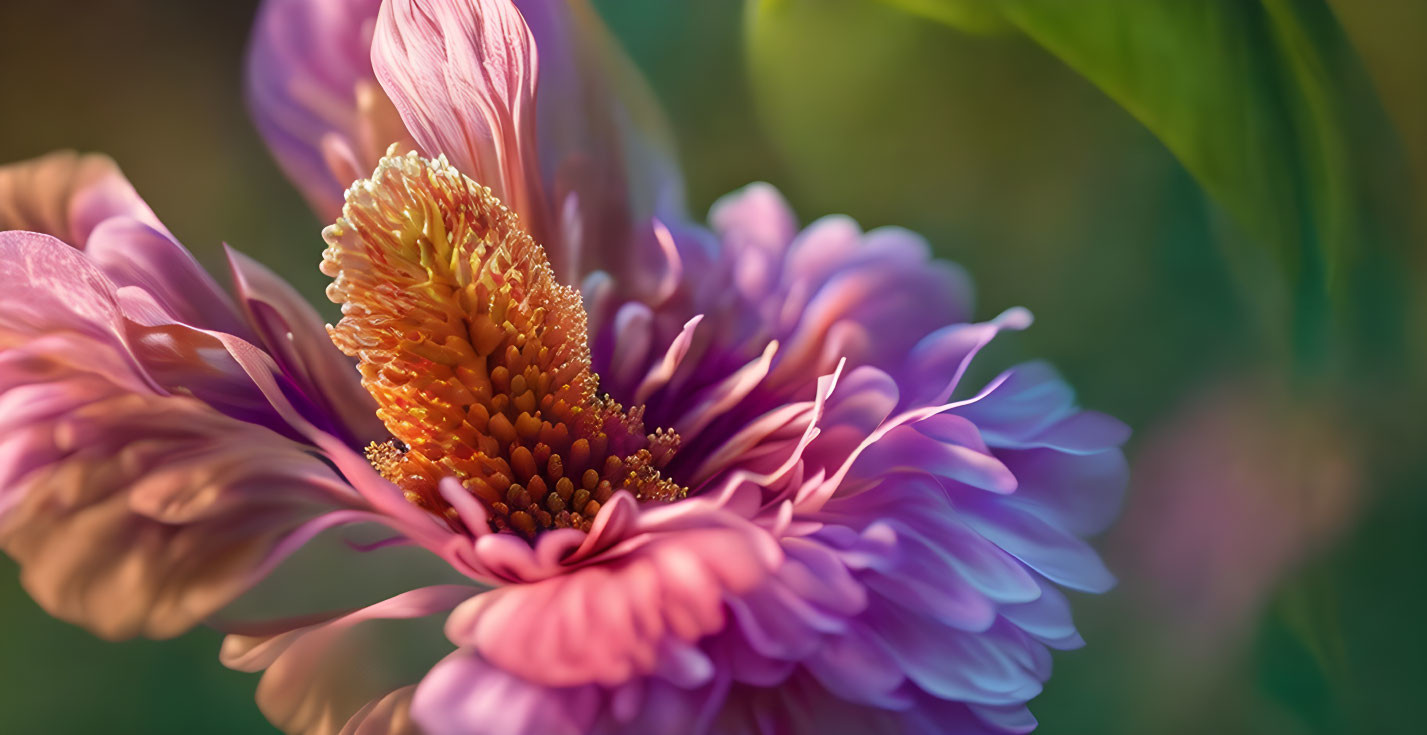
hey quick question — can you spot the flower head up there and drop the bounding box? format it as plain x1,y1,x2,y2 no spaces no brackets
0,1,1128,734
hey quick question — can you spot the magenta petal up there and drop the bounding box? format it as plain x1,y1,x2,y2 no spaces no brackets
412,650,601,735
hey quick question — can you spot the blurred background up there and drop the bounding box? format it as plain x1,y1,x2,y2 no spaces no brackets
0,0,1423,732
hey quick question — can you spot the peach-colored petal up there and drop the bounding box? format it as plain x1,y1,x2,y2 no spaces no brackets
0,232,368,639
223,585,476,735
0,150,165,246
339,686,421,735
0,387,349,640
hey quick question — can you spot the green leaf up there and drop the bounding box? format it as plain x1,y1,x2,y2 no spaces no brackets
749,0,1406,364
875,0,1011,32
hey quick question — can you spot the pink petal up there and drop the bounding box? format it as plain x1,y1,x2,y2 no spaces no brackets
447,510,779,688
86,218,251,336
372,0,547,239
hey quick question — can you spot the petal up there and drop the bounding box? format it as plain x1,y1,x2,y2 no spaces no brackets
222,585,475,735
86,218,251,336
956,494,1116,594
0,382,353,640
997,446,1128,538
897,308,1034,409
516,0,687,279
0,150,164,246
246,0,413,220
412,649,722,735
412,650,599,735
955,361,1130,453
708,182,799,257
448,507,779,688
372,0,546,238
854,423,1019,495
868,603,1045,707
226,246,384,444
0,232,361,640
339,686,421,735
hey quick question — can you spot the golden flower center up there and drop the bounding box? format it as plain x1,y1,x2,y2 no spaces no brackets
321,149,685,538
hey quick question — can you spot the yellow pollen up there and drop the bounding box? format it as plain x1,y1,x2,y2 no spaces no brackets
324,147,686,538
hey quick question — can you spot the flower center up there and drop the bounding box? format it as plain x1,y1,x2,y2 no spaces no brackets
322,148,685,538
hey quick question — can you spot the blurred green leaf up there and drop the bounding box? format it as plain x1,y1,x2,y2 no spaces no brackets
749,0,1404,363
875,0,1010,32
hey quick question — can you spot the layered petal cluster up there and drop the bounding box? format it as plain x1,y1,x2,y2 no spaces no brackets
0,1,1129,734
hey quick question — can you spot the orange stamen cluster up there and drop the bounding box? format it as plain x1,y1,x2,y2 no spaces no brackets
322,148,685,538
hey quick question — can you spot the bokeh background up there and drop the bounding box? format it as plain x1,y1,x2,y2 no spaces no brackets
1,0,1424,732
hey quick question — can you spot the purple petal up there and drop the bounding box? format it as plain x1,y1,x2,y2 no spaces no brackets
226,246,384,443
246,0,411,220
515,0,687,280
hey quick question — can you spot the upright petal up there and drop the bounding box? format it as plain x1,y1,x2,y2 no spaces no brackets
371,0,547,240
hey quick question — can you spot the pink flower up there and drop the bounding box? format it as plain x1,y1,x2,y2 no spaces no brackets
0,1,1128,733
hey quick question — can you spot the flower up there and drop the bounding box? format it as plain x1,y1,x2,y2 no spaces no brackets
0,1,1128,734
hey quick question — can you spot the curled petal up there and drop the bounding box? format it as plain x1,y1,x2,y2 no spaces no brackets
447,506,779,688
87,218,250,336
0,150,164,246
